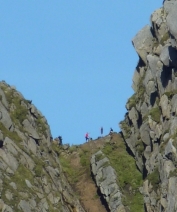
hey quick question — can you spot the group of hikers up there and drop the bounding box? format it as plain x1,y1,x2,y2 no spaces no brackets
56,127,114,145
85,127,113,142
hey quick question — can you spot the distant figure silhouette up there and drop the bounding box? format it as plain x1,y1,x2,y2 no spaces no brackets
85,132,89,142
110,128,113,134
58,136,63,145
101,127,103,136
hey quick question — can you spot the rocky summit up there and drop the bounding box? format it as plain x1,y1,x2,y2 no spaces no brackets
1,0,177,212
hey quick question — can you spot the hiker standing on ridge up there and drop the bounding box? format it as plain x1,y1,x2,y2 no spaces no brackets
58,136,63,145
101,127,103,136
85,132,89,142
110,128,113,134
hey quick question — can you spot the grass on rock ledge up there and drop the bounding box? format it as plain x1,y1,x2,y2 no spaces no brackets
57,133,144,212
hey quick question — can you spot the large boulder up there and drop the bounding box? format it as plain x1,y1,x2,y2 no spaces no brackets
160,45,177,67
160,95,171,119
164,0,177,14
91,151,125,212
22,119,40,140
147,54,160,79
167,2,177,40
132,25,154,64
0,102,13,131
140,122,151,146
128,107,139,129
151,8,168,42
132,69,140,92
171,94,177,115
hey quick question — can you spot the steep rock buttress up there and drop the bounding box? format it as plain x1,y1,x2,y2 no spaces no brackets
0,81,85,212
120,0,177,211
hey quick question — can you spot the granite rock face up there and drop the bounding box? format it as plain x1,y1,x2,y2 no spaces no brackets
91,150,125,212
0,81,85,212
120,1,177,211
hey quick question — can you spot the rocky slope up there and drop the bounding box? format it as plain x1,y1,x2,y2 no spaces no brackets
58,134,143,212
0,81,84,212
120,0,177,211
0,82,138,212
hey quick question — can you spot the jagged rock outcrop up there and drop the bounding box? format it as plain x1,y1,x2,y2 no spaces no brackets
120,0,177,211
0,81,85,212
91,150,125,212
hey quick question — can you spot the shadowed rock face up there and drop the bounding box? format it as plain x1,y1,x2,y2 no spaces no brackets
0,81,85,212
120,0,177,211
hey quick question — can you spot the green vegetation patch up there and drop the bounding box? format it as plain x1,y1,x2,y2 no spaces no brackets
136,77,146,102
159,139,169,153
69,145,78,153
1,86,28,125
160,32,170,45
169,168,177,178
32,156,45,177
119,120,131,139
11,99,28,124
152,39,159,51
11,164,34,189
1,84,48,137
35,115,47,137
102,138,144,212
0,122,22,143
127,94,136,109
95,153,105,162
149,107,161,123
1,164,41,210
79,149,90,169
164,90,177,100
2,88,14,104
146,168,160,191
48,201,61,212
51,143,61,156
126,73,146,110
59,156,80,184
135,140,144,156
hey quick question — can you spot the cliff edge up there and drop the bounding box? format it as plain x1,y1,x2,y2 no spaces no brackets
120,0,177,211
0,81,85,212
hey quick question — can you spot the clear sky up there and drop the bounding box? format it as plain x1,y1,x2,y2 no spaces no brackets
0,0,163,145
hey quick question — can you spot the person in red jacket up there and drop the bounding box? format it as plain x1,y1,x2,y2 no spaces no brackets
85,132,89,142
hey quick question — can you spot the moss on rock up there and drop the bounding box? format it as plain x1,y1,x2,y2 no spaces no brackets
149,107,161,123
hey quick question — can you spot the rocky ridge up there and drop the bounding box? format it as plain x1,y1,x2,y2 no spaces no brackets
0,81,85,212
1,1,177,212
120,0,177,211
58,133,143,212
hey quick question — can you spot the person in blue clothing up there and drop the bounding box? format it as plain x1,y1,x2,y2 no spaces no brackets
58,136,63,145
110,128,113,134
101,127,103,136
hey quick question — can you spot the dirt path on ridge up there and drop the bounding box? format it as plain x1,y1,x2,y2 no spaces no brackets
69,137,111,212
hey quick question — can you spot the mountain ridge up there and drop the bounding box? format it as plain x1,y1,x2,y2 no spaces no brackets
1,0,177,212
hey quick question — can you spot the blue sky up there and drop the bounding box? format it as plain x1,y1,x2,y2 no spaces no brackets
0,1,162,145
